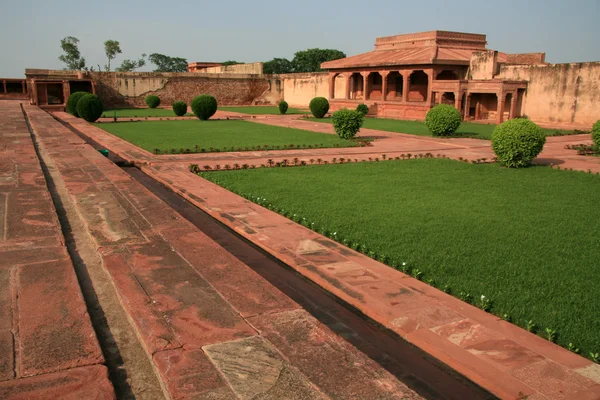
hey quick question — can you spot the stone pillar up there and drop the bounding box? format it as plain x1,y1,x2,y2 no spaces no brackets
328,74,335,100
402,71,412,103
509,93,518,119
497,93,505,124
346,75,352,100
22,80,26,94
426,70,434,106
475,102,481,120
463,93,471,120
31,81,37,105
454,92,462,114
62,80,69,105
381,71,388,101
2,80,6,94
362,72,369,100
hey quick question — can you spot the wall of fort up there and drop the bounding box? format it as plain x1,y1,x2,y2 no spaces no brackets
496,62,600,127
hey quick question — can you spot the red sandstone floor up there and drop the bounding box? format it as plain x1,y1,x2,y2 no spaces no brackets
53,109,600,399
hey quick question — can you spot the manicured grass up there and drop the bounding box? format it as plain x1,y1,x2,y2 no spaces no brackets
95,119,359,153
220,106,308,115
310,117,586,140
101,108,193,118
206,159,600,355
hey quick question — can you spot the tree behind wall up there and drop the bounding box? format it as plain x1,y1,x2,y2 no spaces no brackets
263,58,294,74
104,40,122,71
59,36,86,70
148,53,188,72
292,49,346,73
116,54,147,72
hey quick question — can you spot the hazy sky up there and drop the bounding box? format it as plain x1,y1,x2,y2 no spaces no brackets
1,0,599,78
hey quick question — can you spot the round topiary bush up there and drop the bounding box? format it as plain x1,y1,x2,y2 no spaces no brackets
278,100,289,115
145,95,160,109
75,94,104,123
172,101,187,116
332,108,363,139
309,97,329,119
592,120,600,148
191,94,218,120
491,118,546,168
425,104,462,136
66,92,89,117
356,103,369,116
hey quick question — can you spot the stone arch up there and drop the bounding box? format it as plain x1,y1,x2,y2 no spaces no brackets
440,92,455,105
366,72,383,100
436,70,460,80
408,70,428,102
331,73,346,99
350,73,364,100
386,71,403,100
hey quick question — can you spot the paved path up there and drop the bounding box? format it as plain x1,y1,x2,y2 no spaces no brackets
24,105,422,399
55,109,600,399
0,101,114,398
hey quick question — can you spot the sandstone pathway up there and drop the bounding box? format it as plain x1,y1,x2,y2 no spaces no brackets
21,103,424,400
53,109,600,400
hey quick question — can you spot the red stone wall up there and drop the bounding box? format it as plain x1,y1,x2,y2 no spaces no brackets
90,72,273,108
506,53,546,65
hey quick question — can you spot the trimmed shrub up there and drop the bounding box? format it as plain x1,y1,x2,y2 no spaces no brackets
172,101,187,116
332,108,363,139
492,118,546,168
278,100,289,115
66,92,89,117
191,95,218,120
356,103,369,115
145,95,160,108
75,94,104,123
309,97,329,118
592,120,600,148
425,104,462,136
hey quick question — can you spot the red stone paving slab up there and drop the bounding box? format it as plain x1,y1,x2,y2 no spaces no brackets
27,107,430,399
248,309,421,399
0,101,113,396
0,364,115,400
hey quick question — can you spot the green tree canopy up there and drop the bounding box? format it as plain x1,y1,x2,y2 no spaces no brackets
104,40,122,71
263,58,294,74
116,54,147,72
291,48,346,73
148,53,188,72
221,60,242,66
58,36,86,70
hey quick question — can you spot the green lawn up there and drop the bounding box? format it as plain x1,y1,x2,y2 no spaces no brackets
95,119,359,153
205,159,600,356
220,106,308,115
310,117,586,140
101,108,193,118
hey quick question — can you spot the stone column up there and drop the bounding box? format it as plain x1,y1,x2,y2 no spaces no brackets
463,94,471,120
497,93,505,124
2,80,6,94
509,93,518,119
402,70,412,103
62,80,70,105
381,71,389,101
362,72,369,100
345,74,352,100
31,81,37,105
328,74,335,100
426,70,434,106
475,102,481,120
22,80,26,94
454,92,462,114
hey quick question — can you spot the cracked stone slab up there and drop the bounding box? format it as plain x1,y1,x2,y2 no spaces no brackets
203,336,325,400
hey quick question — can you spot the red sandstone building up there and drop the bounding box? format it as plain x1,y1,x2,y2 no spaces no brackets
322,31,536,123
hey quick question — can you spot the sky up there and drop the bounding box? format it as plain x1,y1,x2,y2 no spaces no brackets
1,0,599,78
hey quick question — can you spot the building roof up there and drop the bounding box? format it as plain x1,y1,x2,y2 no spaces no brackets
321,30,507,70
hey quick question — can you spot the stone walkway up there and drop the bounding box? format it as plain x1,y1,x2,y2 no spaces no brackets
53,109,600,399
0,101,114,398
22,104,422,399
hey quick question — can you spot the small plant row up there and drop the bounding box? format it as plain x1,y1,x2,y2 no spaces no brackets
547,129,589,137
564,143,599,155
191,170,600,364
154,141,368,155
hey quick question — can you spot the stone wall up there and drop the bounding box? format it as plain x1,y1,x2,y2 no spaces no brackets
279,72,330,107
202,62,264,75
497,62,600,127
468,51,498,80
90,71,278,108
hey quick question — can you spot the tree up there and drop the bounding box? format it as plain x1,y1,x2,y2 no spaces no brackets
148,53,188,72
221,60,242,66
104,40,122,71
263,58,294,74
59,36,86,70
292,48,346,73
116,54,147,72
